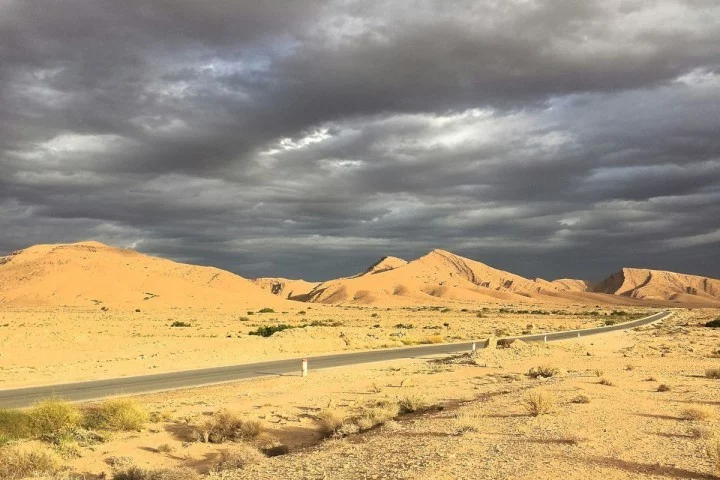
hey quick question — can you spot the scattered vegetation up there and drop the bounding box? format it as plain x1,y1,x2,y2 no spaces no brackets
680,406,715,421
522,390,555,416
257,308,275,313
211,444,266,472
394,323,414,329
316,400,400,438
112,466,201,480
83,399,148,431
705,368,720,379
527,365,560,379
170,321,191,328
398,394,427,414
193,410,263,444
28,399,82,443
0,445,61,479
570,394,590,404
248,324,295,337
598,378,615,386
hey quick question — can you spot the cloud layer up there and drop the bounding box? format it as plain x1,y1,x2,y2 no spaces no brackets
1,0,719,281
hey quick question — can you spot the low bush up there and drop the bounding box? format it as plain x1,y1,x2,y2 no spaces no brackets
170,321,191,328
398,394,427,414
704,318,720,328
211,444,265,472
83,399,148,431
421,335,444,344
257,308,275,314
527,365,560,379
0,445,61,479
570,394,590,404
656,383,671,392
523,390,555,416
705,368,720,379
680,406,715,421
0,409,32,443
193,410,263,443
112,466,201,480
248,324,294,337
598,378,615,386
28,400,81,442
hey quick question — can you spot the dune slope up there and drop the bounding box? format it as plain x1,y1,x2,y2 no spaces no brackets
594,267,720,303
0,241,286,309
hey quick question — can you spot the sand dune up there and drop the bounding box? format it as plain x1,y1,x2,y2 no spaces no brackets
0,241,287,309
594,267,720,304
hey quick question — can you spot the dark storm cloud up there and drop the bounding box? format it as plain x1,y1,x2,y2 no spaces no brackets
1,0,719,281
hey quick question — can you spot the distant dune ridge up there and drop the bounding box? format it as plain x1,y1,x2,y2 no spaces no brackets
1,241,719,308
0,241,286,308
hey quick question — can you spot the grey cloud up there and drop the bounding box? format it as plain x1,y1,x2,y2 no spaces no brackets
0,0,719,281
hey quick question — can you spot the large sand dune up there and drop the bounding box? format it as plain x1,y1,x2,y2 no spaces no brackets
594,267,720,304
0,241,286,309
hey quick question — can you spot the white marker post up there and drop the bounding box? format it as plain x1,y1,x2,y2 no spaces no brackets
301,358,308,377
472,342,476,353
544,335,547,344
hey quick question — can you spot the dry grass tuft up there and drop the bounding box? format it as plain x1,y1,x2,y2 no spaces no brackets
28,400,81,443
83,399,148,432
211,444,265,472
0,445,62,479
680,406,715,421
112,466,201,480
315,409,347,437
421,335,445,344
570,394,590,404
705,368,720,379
193,410,263,443
398,394,427,414
522,390,555,416
598,378,615,386
527,365,560,379
689,425,714,439
656,383,672,392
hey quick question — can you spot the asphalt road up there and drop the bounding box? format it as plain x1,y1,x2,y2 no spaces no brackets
0,310,671,408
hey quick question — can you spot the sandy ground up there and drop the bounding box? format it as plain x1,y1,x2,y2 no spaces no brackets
0,304,654,388
4,307,718,479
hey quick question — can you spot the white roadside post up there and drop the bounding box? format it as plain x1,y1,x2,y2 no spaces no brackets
301,358,308,377
544,335,547,344
472,342,476,353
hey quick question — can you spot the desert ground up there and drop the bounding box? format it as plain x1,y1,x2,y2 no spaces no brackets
1,307,719,479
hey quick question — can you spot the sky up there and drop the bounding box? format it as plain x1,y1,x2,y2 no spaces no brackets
1,0,719,282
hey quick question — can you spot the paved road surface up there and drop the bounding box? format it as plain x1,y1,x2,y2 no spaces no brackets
0,310,671,408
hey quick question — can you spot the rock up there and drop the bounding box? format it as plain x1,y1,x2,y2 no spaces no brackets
484,336,498,349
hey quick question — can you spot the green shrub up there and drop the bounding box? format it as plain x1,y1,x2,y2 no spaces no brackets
83,399,148,431
170,321,191,328
248,324,294,337
28,400,81,442
0,409,32,442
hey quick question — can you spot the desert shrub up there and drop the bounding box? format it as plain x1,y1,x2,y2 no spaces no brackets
193,410,263,443
604,319,617,326
656,383,672,392
156,443,174,454
570,394,590,404
398,395,427,414
28,400,81,442
0,409,32,442
420,335,444,344
170,321,191,328
0,445,61,479
315,409,347,437
113,466,200,480
248,324,294,337
83,399,148,431
704,318,720,328
689,425,714,439
705,368,720,379
211,444,265,472
522,390,555,416
257,308,275,314
593,369,604,377
527,365,560,379
598,378,615,386
680,406,715,421
394,323,414,329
